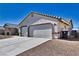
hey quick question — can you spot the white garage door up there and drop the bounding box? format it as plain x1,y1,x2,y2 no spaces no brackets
21,27,28,36
33,29,52,38
29,24,53,39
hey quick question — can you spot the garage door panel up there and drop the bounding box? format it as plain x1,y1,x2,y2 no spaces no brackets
29,24,53,39
33,29,52,38
22,27,28,36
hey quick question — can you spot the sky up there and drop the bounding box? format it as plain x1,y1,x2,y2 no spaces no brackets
0,3,79,29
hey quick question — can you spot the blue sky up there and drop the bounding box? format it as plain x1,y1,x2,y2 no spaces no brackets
0,3,79,29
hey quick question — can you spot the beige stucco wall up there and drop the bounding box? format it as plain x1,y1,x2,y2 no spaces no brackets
19,13,71,39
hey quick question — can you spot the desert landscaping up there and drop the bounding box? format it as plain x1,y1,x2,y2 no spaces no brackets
0,35,11,39
18,39,79,56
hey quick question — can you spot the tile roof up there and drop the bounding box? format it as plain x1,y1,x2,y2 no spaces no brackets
19,12,71,26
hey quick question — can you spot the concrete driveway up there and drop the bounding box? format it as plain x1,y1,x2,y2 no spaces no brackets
0,36,50,56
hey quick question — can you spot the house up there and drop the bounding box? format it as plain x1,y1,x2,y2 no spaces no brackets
18,12,73,39
0,26,5,35
4,23,19,35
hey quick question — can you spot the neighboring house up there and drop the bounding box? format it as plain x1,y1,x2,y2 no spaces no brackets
70,30,78,38
18,12,73,39
0,26,5,35
18,12,73,38
4,23,19,35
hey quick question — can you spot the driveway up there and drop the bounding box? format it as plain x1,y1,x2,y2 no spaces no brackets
0,36,50,56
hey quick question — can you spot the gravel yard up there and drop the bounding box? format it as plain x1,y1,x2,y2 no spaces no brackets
18,39,79,56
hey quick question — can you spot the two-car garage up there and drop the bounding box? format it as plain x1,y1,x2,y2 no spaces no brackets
21,23,54,39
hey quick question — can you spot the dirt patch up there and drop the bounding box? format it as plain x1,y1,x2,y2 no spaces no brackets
17,39,79,56
0,35,11,39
